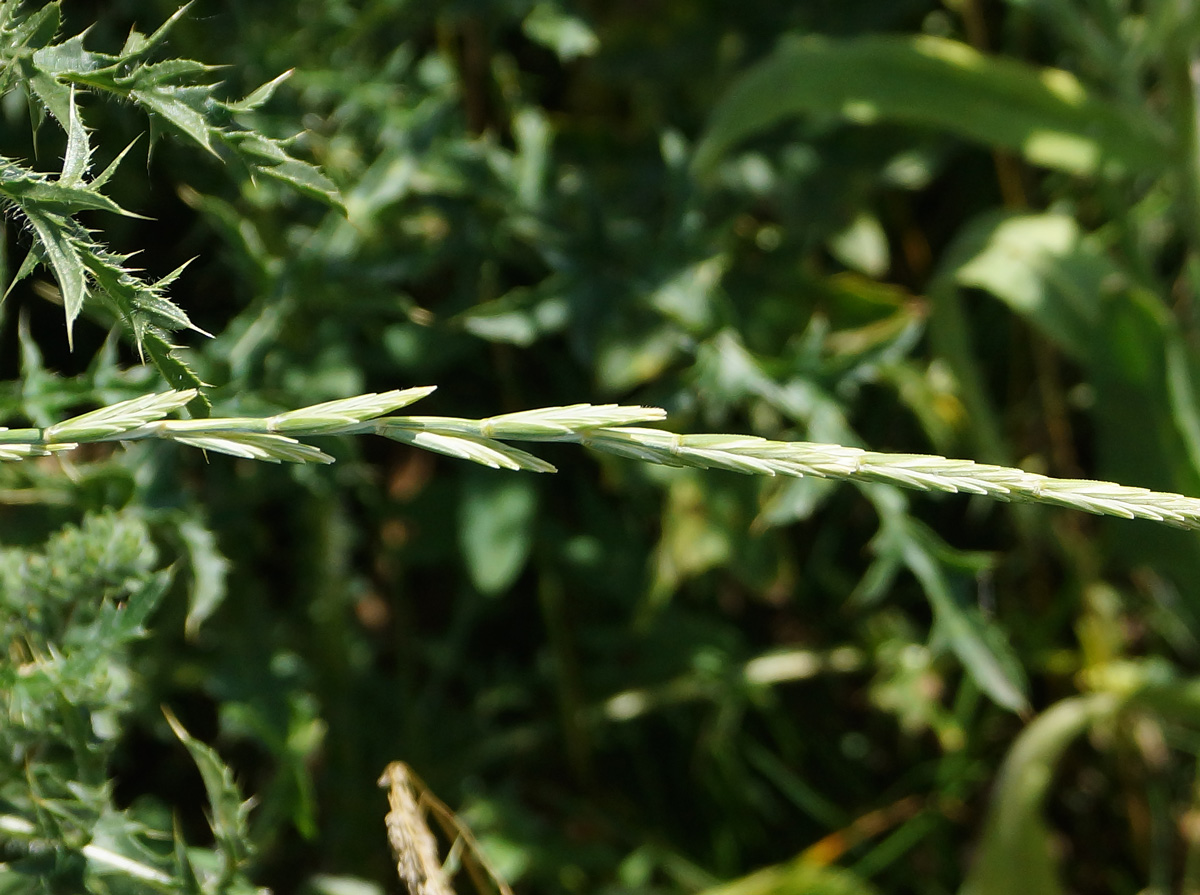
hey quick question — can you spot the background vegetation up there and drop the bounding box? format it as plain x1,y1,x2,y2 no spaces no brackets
5,1,1200,893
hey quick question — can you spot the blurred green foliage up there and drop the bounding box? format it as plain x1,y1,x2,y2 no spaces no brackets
7,1,1200,894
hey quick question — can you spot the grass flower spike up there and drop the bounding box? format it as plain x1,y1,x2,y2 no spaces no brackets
5,388,1200,529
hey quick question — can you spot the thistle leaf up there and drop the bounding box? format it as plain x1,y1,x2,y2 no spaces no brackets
60,86,90,186
130,84,219,156
225,69,293,113
20,206,87,347
221,130,344,209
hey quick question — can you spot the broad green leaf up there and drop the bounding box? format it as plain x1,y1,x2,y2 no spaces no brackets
1166,330,1200,482
756,475,838,528
694,34,1167,177
459,471,538,595
1085,289,1200,591
961,694,1118,895
939,211,1115,362
305,877,385,895
648,473,734,611
596,321,686,392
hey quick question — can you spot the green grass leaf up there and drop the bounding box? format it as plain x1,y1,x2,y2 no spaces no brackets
962,694,1118,895
694,34,1168,177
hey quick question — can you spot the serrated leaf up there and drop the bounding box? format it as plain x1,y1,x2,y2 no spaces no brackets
4,177,139,217
81,245,209,359
175,515,229,639
225,69,293,113
20,205,87,347
164,708,253,880
120,57,222,88
222,130,344,209
141,335,210,415
32,31,119,78
172,817,205,895
91,137,139,190
3,247,40,300
94,569,172,641
130,85,219,156
23,56,71,125
86,807,177,889
121,3,192,58
10,3,61,54
61,85,89,185
28,34,90,119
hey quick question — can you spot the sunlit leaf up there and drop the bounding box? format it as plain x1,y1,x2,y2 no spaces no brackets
460,471,538,595
694,34,1167,177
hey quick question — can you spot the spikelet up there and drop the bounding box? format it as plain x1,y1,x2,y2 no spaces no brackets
379,762,455,895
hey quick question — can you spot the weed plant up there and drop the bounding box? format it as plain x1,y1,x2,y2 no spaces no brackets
4,2,1200,894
